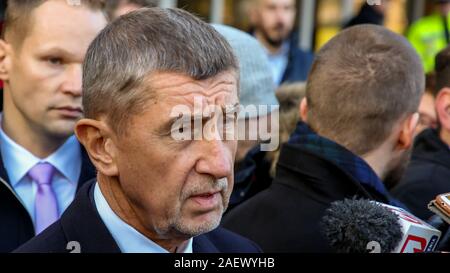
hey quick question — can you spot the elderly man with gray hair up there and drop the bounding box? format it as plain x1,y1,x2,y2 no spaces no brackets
15,8,260,253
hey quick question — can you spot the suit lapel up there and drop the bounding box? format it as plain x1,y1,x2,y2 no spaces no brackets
60,180,121,253
0,147,10,184
193,234,220,253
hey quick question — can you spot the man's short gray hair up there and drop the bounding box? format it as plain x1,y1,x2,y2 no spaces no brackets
82,8,238,135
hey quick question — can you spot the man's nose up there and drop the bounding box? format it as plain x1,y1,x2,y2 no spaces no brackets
60,64,82,97
195,139,233,180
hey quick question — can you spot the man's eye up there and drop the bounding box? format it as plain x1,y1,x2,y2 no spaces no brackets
47,57,62,65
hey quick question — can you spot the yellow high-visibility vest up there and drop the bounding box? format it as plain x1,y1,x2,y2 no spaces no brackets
407,13,450,73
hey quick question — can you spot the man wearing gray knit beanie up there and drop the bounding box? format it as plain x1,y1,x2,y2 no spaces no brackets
213,24,279,211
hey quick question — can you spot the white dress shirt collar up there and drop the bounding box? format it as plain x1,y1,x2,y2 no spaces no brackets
94,182,194,253
0,124,81,186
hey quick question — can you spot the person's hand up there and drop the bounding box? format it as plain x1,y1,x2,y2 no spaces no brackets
428,215,450,251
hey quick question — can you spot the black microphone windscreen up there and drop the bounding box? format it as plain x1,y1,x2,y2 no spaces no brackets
320,198,403,253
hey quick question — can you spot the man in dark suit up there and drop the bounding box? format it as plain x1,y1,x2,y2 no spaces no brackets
223,25,425,252
16,7,260,253
0,0,106,252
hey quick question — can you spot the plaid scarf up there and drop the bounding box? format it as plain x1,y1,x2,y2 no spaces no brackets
288,121,403,207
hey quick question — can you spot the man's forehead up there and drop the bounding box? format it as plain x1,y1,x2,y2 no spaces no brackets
18,3,106,54
26,1,106,39
145,71,239,106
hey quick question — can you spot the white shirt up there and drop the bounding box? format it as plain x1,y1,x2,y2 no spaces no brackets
0,126,81,228
94,182,193,253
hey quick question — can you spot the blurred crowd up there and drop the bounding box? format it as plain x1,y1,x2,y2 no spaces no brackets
1,0,450,254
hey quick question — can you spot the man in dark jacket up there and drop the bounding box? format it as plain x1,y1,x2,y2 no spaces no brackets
0,0,105,252
392,46,450,220
249,0,314,86
223,25,425,252
16,8,260,253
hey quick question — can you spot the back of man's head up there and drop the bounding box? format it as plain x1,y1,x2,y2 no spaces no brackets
306,24,424,156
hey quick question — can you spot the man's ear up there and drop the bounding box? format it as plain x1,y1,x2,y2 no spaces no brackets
299,97,308,122
0,40,12,81
75,119,119,177
436,88,450,132
396,112,419,151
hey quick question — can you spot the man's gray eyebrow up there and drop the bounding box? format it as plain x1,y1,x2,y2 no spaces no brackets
164,103,240,127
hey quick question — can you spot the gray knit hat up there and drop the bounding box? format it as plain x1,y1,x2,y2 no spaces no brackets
213,24,279,119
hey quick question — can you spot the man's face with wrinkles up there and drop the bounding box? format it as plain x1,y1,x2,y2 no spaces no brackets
111,71,239,237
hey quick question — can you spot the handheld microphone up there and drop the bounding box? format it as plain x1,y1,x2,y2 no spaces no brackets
320,199,441,253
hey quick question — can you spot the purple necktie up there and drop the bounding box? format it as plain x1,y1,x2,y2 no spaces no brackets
28,162,58,235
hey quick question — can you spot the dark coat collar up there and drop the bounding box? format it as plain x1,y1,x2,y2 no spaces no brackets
193,235,220,253
275,142,390,204
59,179,121,253
412,129,450,169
